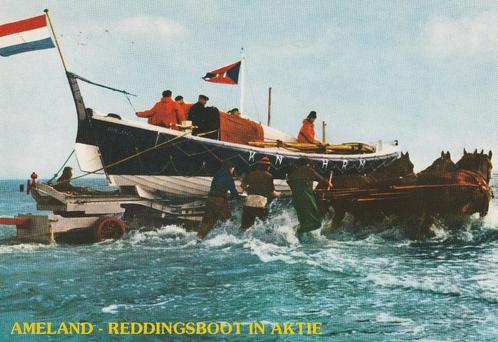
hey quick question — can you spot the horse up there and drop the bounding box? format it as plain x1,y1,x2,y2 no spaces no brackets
456,149,493,184
331,152,416,189
417,149,492,217
321,152,416,230
417,151,456,182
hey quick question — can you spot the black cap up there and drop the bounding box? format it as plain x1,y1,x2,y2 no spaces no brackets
222,161,235,171
199,94,209,101
175,95,183,101
162,90,172,97
307,111,317,119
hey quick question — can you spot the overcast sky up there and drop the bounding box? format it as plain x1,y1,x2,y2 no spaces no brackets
1,1,497,178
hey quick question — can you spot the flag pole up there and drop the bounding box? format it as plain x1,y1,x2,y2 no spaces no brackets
239,47,245,115
43,9,68,72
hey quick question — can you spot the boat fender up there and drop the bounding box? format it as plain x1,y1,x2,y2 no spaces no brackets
107,113,121,120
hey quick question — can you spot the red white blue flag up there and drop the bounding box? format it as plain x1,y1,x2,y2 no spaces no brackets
0,14,55,57
202,60,241,85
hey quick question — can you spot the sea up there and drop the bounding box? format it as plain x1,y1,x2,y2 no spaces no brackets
1,175,497,341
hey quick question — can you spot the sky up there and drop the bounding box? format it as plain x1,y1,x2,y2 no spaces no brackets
1,0,497,178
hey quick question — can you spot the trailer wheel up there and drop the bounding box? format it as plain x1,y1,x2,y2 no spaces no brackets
94,217,125,242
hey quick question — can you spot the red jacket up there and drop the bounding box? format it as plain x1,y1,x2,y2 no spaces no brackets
298,119,318,144
136,97,180,127
176,102,193,123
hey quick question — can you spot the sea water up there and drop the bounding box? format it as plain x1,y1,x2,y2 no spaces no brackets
0,176,497,341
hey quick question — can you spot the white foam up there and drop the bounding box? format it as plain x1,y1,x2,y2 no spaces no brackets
243,239,298,263
0,243,50,255
367,273,462,296
101,304,120,314
203,233,242,247
376,313,413,326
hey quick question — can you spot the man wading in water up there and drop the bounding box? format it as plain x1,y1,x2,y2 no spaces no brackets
287,158,331,237
240,156,281,230
197,162,239,239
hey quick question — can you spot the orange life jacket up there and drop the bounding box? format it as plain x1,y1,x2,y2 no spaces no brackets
297,119,316,144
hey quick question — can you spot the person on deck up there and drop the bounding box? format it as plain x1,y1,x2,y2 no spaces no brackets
188,94,209,135
175,95,192,123
297,111,321,144
53,167,85,193
240,156,280,230
136,90,180,128
197,162,240,239
287,157,331,237
228,108,241,117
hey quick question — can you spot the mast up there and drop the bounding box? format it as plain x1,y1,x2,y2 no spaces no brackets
239,47,245,115
322,121,327,144
267,87,272,126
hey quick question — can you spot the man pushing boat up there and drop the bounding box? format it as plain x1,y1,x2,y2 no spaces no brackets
197,161,240,239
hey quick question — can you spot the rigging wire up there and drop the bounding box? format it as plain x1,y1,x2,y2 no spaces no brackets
124,93,137,113
47,149,75,184
63,131,191,184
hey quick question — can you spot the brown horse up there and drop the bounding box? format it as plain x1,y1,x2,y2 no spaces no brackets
417,151,456,182
332,152,416,189
323,152,416,229
456,149,493,184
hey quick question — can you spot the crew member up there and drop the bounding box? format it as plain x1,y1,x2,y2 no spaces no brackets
287,158,331,236
228,108,241,116
136,90,180,128
197,161,240,239
53,167,85,193
297,111,321,144
188,94,209,135
175,95,192,123
240,156,280,230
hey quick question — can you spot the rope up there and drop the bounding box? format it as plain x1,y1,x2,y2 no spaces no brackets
47,149,75,184
70,72,137,97
125,93,137,113
57,131,191,185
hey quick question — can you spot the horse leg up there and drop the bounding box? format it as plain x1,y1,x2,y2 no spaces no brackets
411,213,435,240
321,204,346,235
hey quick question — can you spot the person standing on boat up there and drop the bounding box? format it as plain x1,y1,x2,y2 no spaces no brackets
136,90,181,128
175,95,192,123
228,108,241,117
297,111,321,144
240,156,280,230
287,157,330,236
197,161,240,239
188,94,209,135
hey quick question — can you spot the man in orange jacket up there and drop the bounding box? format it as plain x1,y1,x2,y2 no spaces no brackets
136,90,180,128
298,111,321,144
175,95,193,123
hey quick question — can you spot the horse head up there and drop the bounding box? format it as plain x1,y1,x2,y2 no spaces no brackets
418,151,456,177
383,152,414,178
456,149,493,183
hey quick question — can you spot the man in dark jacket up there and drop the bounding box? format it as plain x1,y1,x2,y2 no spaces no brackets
189,94,220,139
197,161,239,239
240,156,279,230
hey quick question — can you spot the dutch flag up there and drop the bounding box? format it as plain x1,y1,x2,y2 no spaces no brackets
0,14,55,57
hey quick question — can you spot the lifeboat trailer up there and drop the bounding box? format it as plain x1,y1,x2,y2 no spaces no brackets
0,178,206,244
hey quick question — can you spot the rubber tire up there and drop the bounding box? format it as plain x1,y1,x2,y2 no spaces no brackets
94,216,125,242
